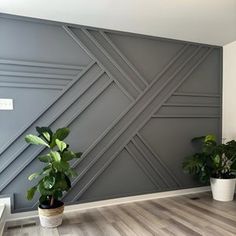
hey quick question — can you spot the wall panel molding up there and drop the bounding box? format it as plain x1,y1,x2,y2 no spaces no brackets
0,14,222,212
63,47,215,203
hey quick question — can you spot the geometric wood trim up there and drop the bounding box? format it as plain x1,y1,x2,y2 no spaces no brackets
0,14,222,212
62,46,214,202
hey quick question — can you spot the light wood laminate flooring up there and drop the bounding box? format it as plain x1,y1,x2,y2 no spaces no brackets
4,192,236,236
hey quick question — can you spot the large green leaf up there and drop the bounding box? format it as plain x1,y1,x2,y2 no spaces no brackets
36,126,53,142
62,151,76,161
212,154,221,168
54,127,70,140
28,172,40,181
50,128,70,148
54,173,70,191
55,139,67,152
25,134,50,147
27,186,37,200
38,154,51,163
38,181,53,195
43,176,55,189
205,135,216,143
50,151,61,162
53,160,69,172
42,165,52,175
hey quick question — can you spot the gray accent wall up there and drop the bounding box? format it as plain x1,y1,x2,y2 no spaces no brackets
0,14,222,212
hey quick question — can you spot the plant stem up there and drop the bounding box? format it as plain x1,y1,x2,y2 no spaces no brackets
50,196,54,207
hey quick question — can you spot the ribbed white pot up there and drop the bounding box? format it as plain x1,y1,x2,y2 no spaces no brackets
210,177,236,202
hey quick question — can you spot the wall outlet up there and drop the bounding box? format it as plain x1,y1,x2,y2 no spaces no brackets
0,99,13,110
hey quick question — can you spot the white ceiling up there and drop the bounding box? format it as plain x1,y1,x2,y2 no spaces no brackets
0,0,236,46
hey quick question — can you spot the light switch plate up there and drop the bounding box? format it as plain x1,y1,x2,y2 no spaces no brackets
0,99,14,110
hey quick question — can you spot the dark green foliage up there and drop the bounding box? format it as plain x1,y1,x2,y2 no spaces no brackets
183,135,236,183
25,127,82,207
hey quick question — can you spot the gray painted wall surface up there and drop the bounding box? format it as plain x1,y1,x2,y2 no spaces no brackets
0,14,222,212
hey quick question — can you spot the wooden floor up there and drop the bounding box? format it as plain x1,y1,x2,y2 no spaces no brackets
4,192,236,236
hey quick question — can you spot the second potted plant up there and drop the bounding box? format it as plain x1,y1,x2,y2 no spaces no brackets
25,126,82,228
183,135,236,201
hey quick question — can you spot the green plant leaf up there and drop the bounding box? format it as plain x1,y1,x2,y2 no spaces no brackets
53,160,69,172
53,190,63,200
38,181,53,195
212,154,220,168
43,176,55,189
65,175,71,189
50,128,70,148
27,186,37,200
42,165,52,175
38,154,51,163
54,173,70,191
25,134,50,147
76,152,83,159
62,151,76,161
55,139,67,152
205,135,216,143
28,172,40,181
66,168,77,177
191,136,206,142
36,126,53,143
55,127,70,140
52,162,61,172
43,132,50,142
50,151,61,162
61,161,69,170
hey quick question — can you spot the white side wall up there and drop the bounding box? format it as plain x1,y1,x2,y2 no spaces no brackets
223,41,236,140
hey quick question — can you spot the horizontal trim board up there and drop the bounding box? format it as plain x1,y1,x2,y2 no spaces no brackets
0,83,63,90
4,186,210,221
0,71,75,80
173,92,221,98
0,59,85,70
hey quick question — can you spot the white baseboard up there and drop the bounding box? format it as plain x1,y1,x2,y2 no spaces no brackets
3,186,210,222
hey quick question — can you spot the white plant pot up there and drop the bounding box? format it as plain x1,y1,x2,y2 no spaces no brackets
210,177,236,202
38,204,64,228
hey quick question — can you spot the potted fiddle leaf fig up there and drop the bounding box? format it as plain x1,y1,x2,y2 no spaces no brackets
183,135,236,201
25,126,82,228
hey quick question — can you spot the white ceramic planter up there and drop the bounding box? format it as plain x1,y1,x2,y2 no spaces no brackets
38,204,64,228
210,177,236,202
